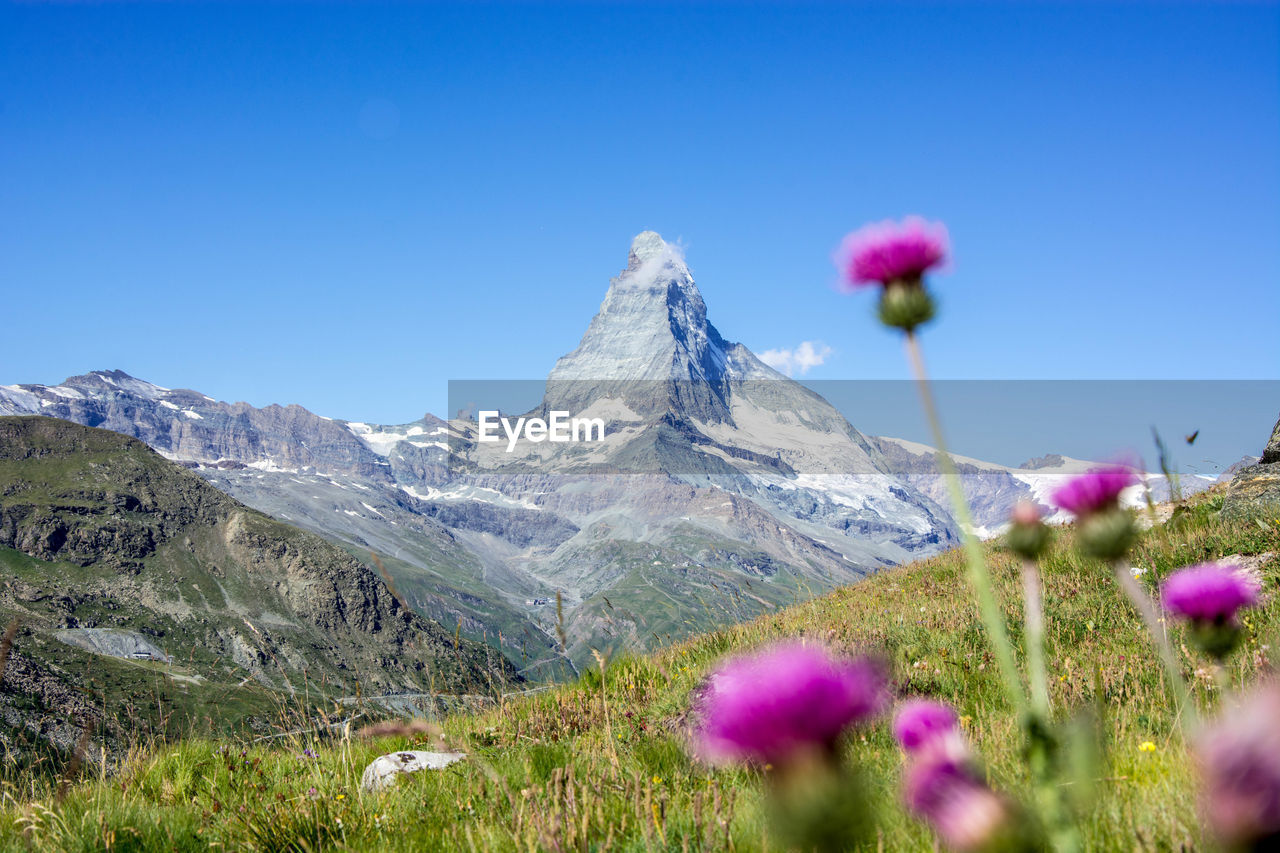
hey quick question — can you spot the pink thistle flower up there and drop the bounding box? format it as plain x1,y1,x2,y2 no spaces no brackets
1049,465,1138,517
837,216,949,289
1161,561,1259,626
1196,679,1280,847
693,642,889,766
893,700,960,755
905,752,1011,852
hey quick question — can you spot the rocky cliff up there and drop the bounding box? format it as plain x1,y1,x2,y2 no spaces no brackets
1223,411,1280,517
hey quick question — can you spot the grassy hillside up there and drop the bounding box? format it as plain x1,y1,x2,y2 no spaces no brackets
0,417,517,766
2,487,1277,851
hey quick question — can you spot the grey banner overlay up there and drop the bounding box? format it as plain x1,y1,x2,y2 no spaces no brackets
445,379,1278,480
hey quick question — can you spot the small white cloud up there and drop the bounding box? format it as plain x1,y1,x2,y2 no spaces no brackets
759,341,833,377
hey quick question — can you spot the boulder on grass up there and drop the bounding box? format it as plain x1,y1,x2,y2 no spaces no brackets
360,750,466,793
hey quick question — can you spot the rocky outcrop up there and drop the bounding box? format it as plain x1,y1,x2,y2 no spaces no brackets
361,750,466,792
1223,411,1280,518
1262,412,1280,466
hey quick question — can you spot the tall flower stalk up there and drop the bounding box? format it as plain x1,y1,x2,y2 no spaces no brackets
1006,502,1079,852
838,218,1024,715
827,216,1280,852
903,331,1026,714
1007,503,1052,719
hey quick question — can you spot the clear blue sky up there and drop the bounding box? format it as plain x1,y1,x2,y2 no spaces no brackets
3,2,1277,430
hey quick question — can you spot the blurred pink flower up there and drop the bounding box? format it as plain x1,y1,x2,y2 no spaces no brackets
905,752,1010,852
1196,679,1280,847
837,216,949,289
693,642,889,766
1049,465,1138,517
1161,561,1259,626
893,700,960,755
1011,501,1044,527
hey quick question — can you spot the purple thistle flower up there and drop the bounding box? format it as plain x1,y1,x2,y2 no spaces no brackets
905,752,1010,852
893,700,960,755
693,642,889,766
1049,465,1138,517
1161,561,1259,626
837,217,949,289
1196,679,1280,847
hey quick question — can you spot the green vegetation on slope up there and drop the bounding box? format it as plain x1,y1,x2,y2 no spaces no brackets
2,488,1277,851
0,417,518,765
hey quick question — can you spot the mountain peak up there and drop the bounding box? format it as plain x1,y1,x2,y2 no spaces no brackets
628,231,670,267
545,232,790,424
549,232,720,384
63,369,170,399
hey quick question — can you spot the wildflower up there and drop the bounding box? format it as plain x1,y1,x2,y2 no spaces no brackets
1161,561,1260,659
905,752,1015,852
1162,562,1259,623
838,217,949,288
893,700,960,754
1139,741,1156,753
836,216,948,332
692,641,888,766
1196,679,1280,848
1051,465,1140,560
1050,465,1136,517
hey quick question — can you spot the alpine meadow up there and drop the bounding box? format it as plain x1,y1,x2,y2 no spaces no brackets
1,3,1278,852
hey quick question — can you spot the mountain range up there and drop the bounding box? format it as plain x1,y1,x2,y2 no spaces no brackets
0,232,1207,676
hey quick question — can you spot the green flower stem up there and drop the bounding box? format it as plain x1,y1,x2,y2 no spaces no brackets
1021,559,1051,718
1212,662,1233,700
1020,557,1081,853
1112,560,1197,730
902,331,1026,713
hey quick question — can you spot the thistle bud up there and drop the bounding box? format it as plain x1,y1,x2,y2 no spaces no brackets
1077,507,1137,562
877,281,936,332
1006,501,1051,561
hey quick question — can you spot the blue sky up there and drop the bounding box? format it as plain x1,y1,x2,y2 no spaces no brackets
2,2,1277,440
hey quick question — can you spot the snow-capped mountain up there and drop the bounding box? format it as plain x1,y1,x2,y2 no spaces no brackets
0,369,391,479
431,233,960,660
6,231,1201,672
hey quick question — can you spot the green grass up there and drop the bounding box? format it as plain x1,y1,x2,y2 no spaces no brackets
2,489,1278,851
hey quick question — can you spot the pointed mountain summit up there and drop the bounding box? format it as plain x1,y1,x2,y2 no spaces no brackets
546,231,778,424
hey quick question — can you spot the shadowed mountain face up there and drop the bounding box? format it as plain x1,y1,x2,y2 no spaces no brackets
2,233,968,669
0,416,516,759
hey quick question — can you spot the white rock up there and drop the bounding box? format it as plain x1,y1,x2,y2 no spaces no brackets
360,750,466,792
